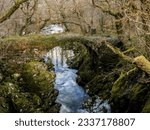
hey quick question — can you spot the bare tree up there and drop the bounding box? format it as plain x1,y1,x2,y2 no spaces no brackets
0,0,29,23
18,0,38,35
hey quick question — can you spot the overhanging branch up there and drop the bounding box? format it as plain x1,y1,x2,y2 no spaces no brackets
0,0,29,23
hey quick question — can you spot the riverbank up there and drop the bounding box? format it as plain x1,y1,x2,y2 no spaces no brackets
0,34,60,112
0,34,150,113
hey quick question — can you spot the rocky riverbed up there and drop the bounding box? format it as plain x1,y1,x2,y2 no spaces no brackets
0,34,150,113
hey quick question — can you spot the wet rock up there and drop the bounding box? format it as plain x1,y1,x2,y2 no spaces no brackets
83,96,111,113
44,56,54,70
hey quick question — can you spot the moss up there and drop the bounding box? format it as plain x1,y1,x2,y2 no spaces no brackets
0,97,9,113
0,76,58,112
0,82,19,112
40,90,59,112
11,92,42,112
22,61,55,93
111,68,137,97
0,82,19,98
86,71,119,99
21,61,59,112
142,97,150,112
3,34,57,46
68,42,88,68
77,54,96,85
111,68,139,112
0,73,3,82
111,68,150,112
134,55,150,75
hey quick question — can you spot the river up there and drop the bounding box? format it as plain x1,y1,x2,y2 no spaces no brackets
44,46,111,113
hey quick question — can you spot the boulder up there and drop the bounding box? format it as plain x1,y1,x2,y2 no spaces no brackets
22,61,59,112
111,68,150,112
22,61,55,93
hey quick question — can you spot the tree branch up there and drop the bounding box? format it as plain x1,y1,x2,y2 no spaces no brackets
105,41,150,75
91,0,118,17
0,0,29,23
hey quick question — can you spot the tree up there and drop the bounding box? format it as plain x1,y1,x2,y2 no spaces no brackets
19,0,38,35
0,0,29,23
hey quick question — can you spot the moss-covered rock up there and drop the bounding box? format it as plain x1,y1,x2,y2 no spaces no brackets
0,82,19,112
86,71,119,100
0,82,19,98
0,97,9,112
75,39,120,86
11,92,42,112
22,61,55,93
21,61,59,112
95,43,120,70
1,34,150,113
65,35,150,113
0,35,63,113
77,54,96,85
142,96,150,112
111,68,150,112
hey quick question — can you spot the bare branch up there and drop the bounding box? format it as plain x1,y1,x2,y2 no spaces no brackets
0,0,29,23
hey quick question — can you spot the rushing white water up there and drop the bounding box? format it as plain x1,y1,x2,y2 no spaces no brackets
86,96,111,113
45,46,88,112
41,24,65,35
45,46,111,113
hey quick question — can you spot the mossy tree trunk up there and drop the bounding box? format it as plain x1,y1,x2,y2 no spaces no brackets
105,42,150,75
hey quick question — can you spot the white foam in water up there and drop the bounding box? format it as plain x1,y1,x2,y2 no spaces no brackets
88,96,111,113
41,24,65,35
45,46,111,113
45,46,88,113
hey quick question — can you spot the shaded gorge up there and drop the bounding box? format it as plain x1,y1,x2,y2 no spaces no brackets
44,46,111,113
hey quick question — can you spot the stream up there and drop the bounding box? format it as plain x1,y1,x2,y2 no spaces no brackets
44,46,88,112
44,46,111,113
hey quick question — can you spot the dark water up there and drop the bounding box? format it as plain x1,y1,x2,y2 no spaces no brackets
44,46,111,113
